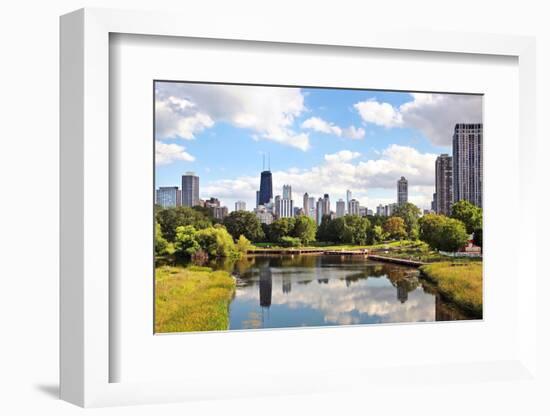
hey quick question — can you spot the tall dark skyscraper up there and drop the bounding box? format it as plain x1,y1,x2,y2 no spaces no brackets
258,170,273,206
435,154,453,215
181,172,199,207
453,123,483,208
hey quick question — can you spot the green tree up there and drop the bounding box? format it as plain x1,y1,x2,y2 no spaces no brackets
419,214,447,248
292,215,317,245
341,215,370,245
451,200,482,234
392,203,421,239
437,218,469,252
155,222,170,256
316,215,333,242
236,234,253,255
268,217,296,243
195,226,237,258
223,211,265,242
279,236,302,247
367,224,384,245
156,206,212,242
473,227,482,250
383,217,408,240
173,225,201,258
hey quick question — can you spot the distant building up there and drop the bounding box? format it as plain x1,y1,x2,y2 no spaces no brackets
376,204,385,216
256,191,260,208
359,206,368,217
367,209,374,216
156,186,180,208
435,154,453,215
258,170,273,206
308,197,315,219
346,190,352,213
316,198,324,225
397,176,408,206
235,200,246,211
453,123,483,207
204,197,220,208
282,184,292,200
385,203,397,217
348,199,360,216
255,205,274,225
212,206,228,220
322,194,330,216
431,193,437,212
303,193,310,217
181,172,200,207
275,194,294,218
336,199,346,218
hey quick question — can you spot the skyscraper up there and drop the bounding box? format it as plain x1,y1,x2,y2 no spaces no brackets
275,185,294,218
346,190,352,213
316,197,324,225
397,176,408,206
235,201,246,211
258,170,273,206
453,123,483,208
303,192,310,216
308,196,315,219
181,172,199,207
336,199,346,218
282,184,292,200
322,194,330,215
435,154,453,215
155,186,180,208
348,199,360,216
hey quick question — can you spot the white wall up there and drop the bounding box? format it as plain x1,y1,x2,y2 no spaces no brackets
0,1,548,415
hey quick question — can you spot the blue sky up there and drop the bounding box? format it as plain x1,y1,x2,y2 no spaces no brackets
155,82,482,211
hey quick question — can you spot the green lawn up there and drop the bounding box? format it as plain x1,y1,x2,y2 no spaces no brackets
420,262,483,318
155,265,236,333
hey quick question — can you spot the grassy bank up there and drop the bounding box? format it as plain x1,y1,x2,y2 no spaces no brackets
420,262,483,318
155,265,236,333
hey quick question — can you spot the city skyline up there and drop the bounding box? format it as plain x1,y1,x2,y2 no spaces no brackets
155,82,483,211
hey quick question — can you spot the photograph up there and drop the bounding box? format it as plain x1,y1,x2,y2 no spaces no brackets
154,81,483,333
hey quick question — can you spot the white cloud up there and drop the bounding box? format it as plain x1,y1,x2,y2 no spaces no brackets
354,99,403,127
202,145,436,211
354,93,482,146
324,150,361,163
155,140,195,165
155,82,310,151
301,116,365,140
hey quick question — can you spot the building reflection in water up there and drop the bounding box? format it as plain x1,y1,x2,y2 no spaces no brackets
397,285,408,303
282,274,292,294
259,266,272,308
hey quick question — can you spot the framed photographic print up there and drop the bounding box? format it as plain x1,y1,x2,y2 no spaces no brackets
60,8,538,408
153,80,483,334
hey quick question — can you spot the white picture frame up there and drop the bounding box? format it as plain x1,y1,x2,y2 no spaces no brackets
60,8,538,407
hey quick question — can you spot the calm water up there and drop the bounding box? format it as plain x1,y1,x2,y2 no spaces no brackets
208,255,470,330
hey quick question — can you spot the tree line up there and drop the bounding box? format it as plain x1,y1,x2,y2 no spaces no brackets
155,200,482,260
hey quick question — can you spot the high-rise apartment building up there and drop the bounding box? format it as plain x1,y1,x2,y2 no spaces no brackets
155,186,180,208
435,154,453,215
316,198,324,225
282,184,292,200
348,199,360,216
303,193,310,217
275,194,294,218
235,201,246,211
212,206,228,220
346,190,352,213
336,199,346,218
453,123,483,208
181,172,199,207
397,176,408,206
322,194,330,216
308,197,315,219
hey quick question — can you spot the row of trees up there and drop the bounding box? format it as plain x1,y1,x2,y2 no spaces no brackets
155,199,483,258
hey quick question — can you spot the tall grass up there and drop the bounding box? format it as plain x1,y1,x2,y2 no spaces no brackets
420,262,483,317
155,265,236,333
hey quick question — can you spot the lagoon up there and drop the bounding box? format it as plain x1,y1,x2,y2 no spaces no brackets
208,255,470,330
